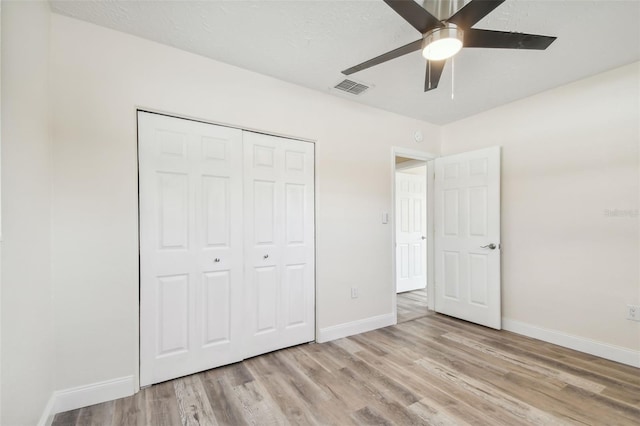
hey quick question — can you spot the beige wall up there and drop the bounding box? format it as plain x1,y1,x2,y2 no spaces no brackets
1,1,54,424
49,14,441,391
442,62,640,351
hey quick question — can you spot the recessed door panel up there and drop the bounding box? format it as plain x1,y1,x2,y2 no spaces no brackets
254,180,276,245
444,163,459,180
469,187,488,237
469,254,488,306
469,158,488,176
158,172,189,250
255,266,278,333
254,145,275,168
399,244,409,278
443,189,459,237
400,198,410,232
443,252,460,299
285,151,305,172
411,243,422,276
157,275,189,357
285,264,306,327
286,183,305,244
412,198,422,232
202,176,229,247
202,271,231,346
202,136,228,161
157,129,187,159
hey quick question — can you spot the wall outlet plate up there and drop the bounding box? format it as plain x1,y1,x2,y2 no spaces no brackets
627,305,640,321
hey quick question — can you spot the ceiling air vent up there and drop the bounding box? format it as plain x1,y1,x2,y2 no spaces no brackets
333,79,370,95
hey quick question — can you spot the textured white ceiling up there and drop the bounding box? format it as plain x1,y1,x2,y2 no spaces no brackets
49,0,640,124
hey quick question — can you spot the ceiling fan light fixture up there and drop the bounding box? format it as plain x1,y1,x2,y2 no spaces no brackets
422,24,464,61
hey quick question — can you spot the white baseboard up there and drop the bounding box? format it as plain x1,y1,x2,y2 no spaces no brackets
52,375,135,415
317,313,395,343
502,318,640,368
37,394,56,426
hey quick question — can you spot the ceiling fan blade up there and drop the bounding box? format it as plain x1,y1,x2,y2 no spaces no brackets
342,39,423,75
447,0,505,29
383,0,443,34
464,29,556,49
424,60,446,92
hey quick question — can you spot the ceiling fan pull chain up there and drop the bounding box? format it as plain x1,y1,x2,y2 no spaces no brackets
451,57,455,100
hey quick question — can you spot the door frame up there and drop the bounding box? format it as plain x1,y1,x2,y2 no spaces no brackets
135,107,318,391
391,147,437,324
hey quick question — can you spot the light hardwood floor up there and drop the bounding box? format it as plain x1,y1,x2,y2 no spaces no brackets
54,290,639,425
397,288,429,324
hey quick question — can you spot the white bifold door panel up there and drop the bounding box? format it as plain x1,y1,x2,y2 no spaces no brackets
434,146,501,329
243,132,315,359
396,172,427,293
139,112,315,386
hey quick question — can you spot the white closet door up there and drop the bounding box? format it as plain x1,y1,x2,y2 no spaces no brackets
139,112,244,386
243,132,315,358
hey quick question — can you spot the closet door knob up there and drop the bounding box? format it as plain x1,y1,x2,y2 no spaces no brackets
263,254,269,259
214,258,221,262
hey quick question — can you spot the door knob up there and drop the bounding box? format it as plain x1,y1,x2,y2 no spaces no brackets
214,258,221,262
263,254,269,259
421,236,426,240
481,243,496,250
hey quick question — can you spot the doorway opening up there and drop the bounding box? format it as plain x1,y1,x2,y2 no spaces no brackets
395,157,428,323
392,148,436,325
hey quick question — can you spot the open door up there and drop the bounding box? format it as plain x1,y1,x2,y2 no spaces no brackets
434,146,501,329
395,170,427,293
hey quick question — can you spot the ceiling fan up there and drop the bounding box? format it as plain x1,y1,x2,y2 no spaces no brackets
342,0,557,92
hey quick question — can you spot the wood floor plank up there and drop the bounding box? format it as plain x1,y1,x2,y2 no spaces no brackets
397,288,430,324
51,408,79,426
231,376,288,425
145,381,182,426
75,400,114,426
351,406,393,426
248,367,320,425
174,375,218,426
52,290,639,426
441,332,607,393
200,373,248,426
111,389,147,426
414,357,566,425
286,346,369,415
408,399,474,426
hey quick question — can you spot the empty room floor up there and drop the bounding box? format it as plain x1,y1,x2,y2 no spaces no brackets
53,300,639,425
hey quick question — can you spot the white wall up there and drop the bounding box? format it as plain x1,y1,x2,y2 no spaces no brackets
49,14,440,393
1,1,54,425
443,62,640,353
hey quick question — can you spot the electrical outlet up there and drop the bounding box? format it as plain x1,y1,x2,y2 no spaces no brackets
351,287,359,299
627,305,640,321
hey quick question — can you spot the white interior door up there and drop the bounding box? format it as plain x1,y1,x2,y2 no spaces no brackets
139,112,244,386
396,171,427,293
434,146,501,329
243,132,315,359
